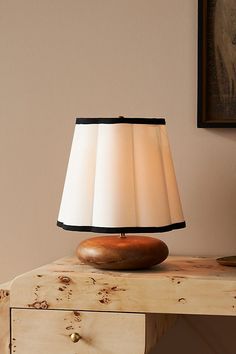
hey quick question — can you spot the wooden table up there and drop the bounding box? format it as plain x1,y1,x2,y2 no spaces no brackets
1,256,236,353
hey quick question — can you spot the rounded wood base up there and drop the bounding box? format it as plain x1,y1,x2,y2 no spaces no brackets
77,236,169,270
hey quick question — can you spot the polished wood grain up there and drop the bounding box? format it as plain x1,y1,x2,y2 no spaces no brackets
12,309,146,354
0,281,11,354
11,309,175,354
77,235,169,270
10,256,236,316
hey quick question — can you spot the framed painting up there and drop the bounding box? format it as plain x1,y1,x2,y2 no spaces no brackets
198,0,236,127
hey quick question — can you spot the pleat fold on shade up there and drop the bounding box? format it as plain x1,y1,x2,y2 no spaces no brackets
57,118,185,233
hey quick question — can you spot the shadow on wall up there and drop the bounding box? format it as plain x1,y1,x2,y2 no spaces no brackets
150,315,236,354
207,128,236,143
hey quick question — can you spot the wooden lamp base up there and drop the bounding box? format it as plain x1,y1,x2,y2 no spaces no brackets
77,235,169,270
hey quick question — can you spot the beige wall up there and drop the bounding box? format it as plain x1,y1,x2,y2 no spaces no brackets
0,0,235,353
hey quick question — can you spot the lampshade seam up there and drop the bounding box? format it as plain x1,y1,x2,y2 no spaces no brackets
161,128,184,222
91,124,100,227
131,125,138,227
156,127,172,225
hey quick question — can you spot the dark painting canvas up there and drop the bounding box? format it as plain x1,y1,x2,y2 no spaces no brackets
198,0,236,127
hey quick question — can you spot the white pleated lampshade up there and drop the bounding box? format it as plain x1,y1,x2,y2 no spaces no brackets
57,118,185,234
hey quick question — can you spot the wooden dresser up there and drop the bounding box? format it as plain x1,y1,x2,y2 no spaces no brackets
1,256,236,354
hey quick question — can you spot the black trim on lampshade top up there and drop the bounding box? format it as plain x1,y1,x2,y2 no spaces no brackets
57,221,186,233
76,118,166,125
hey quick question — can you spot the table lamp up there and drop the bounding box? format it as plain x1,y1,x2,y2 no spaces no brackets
57,117,185,270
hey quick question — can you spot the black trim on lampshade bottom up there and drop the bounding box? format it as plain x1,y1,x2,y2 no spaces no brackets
75,118,166,125
57,221,186,234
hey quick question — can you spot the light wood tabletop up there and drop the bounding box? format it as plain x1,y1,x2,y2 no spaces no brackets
1,256,236,354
